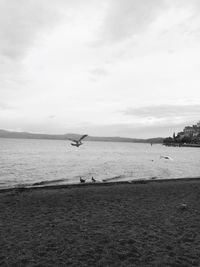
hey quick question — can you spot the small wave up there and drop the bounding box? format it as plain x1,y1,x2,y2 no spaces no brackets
32,178,68,186
0,181,7,185
102,175,126,182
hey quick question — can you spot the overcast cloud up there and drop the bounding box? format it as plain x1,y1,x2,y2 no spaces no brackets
100,0,166,44
0,0,60,60
124,104,200,119
0,0,200,138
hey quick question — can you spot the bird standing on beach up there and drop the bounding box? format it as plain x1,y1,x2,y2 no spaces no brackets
91,177,96,183
67,134,88,147
80,177,86,183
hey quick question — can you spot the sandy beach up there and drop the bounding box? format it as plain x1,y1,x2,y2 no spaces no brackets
1,179,200,266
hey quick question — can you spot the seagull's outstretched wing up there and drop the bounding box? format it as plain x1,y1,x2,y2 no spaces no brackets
78,134,88,142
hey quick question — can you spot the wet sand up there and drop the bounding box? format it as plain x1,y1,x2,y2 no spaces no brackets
1,179,200,266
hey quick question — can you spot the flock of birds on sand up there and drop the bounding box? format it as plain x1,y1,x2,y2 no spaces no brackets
80,176,96,183
67,134,173,184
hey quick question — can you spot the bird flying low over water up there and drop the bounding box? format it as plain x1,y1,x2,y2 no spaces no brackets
67,134,88,147
160,155,173,160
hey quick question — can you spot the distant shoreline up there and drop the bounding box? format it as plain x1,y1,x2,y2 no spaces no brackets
0,129,164,143
164,143,200,148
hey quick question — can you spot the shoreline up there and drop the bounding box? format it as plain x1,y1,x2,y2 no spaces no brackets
164,143,200,147
1,175,200,193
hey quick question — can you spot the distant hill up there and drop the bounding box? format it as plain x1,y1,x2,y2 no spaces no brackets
0,129,164,144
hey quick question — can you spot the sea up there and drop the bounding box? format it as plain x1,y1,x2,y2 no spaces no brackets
0,138,200,189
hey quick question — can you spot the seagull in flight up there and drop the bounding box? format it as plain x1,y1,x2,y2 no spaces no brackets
68,134,88,147
160,155,173,160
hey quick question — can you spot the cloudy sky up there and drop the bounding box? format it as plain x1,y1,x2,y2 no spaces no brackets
1,0,200,138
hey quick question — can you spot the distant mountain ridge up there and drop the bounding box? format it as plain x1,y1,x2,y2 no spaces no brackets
0,129,164,144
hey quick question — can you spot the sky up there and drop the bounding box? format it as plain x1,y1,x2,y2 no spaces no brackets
1,0,200,138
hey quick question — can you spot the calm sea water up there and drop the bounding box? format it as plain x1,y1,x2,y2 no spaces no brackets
0,138,200,189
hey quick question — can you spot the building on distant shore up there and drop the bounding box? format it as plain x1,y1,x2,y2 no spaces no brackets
183,126,197,136
163,120,200,145
183,121,200,137
177,121,200,143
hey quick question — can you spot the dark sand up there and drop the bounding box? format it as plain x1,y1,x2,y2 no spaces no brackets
1,179,200,267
